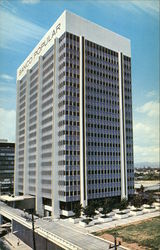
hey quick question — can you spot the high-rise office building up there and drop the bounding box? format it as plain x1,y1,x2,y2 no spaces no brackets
15,11,134,218
0,140,15,194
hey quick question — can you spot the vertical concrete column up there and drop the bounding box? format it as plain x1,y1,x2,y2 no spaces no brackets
36,56,43,215
23,70,30,195
118,52,128,200
14,80,20,195
80,36,88,207
0,214,2,225
52,38,60,219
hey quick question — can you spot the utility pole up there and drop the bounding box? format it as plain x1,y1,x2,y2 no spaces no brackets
32,212,36,250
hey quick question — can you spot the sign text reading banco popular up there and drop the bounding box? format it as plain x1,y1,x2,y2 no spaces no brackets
18,23,61,77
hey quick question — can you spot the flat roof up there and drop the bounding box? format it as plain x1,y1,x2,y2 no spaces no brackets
17,10,131,80
0,195,35,202
0,139,8,143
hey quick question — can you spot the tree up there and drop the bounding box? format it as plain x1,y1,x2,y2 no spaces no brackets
102,199,112,216
132,195,143,208
73,203,82,218
90,200,100,210
83,204,96,218
146,193,155,207
107,197,121,210
139,184,144,193
119,198,128,211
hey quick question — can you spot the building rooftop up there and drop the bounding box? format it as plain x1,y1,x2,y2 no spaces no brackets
0,195,34,202
17,10,130,80
0,139,8,143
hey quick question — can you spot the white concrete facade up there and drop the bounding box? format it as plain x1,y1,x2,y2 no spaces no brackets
15,10,133,218
79,36,88,207
17,10,130,81
118,52,128,199
51,38,60,218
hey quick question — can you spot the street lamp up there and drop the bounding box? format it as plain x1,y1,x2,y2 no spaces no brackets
12,222,39,250
108,225,121,249
31,212,36,250
108,237,121,250
15,209,37,250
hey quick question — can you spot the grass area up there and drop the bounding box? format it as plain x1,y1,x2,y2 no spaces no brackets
93,216,160,250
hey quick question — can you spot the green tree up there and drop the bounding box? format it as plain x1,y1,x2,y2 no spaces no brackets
139,184,144,193
83,204,96,218
102,199,112,216
132,195,143,208
90,200,100,210
119,198,128,211
73,203,82,218
146,193,155,207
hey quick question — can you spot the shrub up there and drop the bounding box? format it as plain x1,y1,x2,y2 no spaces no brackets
119,198,128,211
132,195,143,208
108,197,121,209
102,199,112,216
83,204,96,218
139,184,144,193
146,194,155,207
73,203,82,218
89,200,100,210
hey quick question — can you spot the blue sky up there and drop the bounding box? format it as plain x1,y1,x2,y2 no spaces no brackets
0,0,159,163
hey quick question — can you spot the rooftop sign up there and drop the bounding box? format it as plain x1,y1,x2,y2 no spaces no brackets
18,23,61,77
17,10,130,80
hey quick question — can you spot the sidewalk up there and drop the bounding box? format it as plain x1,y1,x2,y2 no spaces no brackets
3,233,32,250
68,210,160,233
1,201,159,250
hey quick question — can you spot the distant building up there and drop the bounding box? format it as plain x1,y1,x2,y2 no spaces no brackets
0,140,15,194
15,11,134,218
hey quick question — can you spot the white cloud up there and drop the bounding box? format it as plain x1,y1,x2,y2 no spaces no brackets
133,121,158,145
0,9,46,50
131,0,159,15
133,99,159,163
21,0,40,4
0,74,14,81
96,0,159,17
0,85,15,92
0,0,17,14
0,108,16,142
0,77,16,109
0,75,16,104
136,101,159,117
134,145,159,163
134,122,150,132
146,90,157,98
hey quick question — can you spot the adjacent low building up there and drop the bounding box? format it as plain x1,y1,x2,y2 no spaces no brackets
15,10,134,218
0,140,15,195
